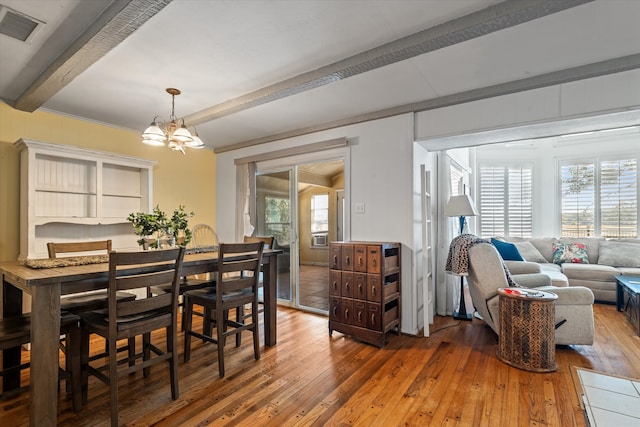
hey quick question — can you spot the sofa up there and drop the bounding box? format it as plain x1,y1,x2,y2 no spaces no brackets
492,236,640,303
467,242,595,345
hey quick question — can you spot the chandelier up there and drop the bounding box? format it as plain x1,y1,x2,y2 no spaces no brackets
141,88,204,154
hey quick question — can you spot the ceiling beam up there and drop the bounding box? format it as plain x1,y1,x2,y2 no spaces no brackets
215,54,640,153
188,0,594,126
13,0,172,112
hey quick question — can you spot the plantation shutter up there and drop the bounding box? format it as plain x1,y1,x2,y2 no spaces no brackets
560,161,595,237
600,158,637,237
479,163,532,238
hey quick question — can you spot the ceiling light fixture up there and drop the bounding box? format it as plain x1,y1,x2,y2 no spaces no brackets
141,88,204,154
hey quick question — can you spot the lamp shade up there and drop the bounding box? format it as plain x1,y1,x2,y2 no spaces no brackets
445,195,479,217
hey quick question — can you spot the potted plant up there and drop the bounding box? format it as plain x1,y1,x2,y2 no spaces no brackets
127,205,194,249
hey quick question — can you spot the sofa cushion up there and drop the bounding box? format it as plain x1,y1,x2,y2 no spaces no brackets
561,263,619,281
491,238,524,261
553,241,589,264
598,240,640,268
513,241,547,263
506,237,556,263
559,237,604,264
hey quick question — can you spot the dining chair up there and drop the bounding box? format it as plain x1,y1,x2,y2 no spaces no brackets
0,311,82,411
48,240,137,371
79,247,185,427
47,240,137,313
183,241,264,378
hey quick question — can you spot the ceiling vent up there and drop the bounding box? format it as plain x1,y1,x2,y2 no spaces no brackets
0,5,44,43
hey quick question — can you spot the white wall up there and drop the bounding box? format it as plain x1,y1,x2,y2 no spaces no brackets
216,113,417,333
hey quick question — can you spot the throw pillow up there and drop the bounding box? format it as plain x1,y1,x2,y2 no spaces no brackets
513,241,548,263
491,238,524,261
598,241,640,268
553,242,589,264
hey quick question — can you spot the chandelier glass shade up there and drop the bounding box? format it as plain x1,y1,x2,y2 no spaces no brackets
141,88,204,153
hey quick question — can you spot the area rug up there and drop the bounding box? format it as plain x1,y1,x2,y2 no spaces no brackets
572,366,640,426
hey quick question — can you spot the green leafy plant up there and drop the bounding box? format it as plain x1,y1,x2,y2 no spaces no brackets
127,205,194,248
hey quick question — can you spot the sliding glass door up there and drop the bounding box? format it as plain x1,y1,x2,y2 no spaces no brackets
256,169,295,303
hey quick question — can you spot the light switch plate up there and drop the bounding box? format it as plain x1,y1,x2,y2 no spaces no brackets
355,202,365,214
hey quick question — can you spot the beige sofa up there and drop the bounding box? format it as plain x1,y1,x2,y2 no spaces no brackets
497,236,640,303
467,242,595,345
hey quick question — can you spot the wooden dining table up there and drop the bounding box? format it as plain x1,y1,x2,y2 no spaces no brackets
0,249,280,427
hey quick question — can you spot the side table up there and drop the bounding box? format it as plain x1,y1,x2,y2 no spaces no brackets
615,275,640,336
497,287,558,373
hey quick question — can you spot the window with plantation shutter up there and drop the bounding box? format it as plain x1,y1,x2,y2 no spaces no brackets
560,161,595,237
479,163,532,238
560,157,637,238
600,158,637,237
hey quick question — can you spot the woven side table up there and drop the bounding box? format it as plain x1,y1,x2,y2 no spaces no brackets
497,287,558,373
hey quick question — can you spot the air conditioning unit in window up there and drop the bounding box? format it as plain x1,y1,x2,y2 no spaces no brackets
312,233,328,247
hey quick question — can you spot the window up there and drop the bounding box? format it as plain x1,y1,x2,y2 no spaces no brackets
478,163,533,238
264,196,290,244
310,194,329,233
560,157,637,237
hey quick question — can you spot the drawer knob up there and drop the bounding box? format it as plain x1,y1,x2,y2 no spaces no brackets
371,258,377,267
345,256,350,265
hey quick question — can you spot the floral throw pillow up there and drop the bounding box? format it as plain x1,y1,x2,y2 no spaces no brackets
553,242,589,264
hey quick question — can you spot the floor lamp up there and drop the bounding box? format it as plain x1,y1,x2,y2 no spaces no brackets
445,194,479,321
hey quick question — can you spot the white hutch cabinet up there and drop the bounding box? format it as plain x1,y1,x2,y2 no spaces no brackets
15,139,157,259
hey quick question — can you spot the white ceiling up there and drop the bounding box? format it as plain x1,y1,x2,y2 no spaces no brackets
1,0,639,153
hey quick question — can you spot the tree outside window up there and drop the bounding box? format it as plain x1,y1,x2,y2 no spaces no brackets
265,196,290,244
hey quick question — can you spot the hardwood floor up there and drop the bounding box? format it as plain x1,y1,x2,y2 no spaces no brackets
1,303,639,426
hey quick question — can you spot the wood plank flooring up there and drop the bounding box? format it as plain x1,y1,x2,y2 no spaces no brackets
1,303,639,426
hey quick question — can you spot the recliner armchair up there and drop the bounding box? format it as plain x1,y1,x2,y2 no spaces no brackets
467,242,595,345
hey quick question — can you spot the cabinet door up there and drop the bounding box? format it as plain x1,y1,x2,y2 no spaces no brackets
353,273,367,300
329,270,341,296
341,272,354,298
341,244,354,271
367,245,382,274
367,303,382,330
341,298,354,325
367,274,382,302
353,300,367,328
329,297,342,323
354,244,367,272
329,243,342,270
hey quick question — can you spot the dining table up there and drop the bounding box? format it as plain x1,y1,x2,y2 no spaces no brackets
0,248,281,427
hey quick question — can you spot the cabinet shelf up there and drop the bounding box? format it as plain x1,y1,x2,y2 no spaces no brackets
15,139,157,259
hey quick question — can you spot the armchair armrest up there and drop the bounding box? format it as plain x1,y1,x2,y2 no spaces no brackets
512,273,551,288
537,285,594,305
504,261,542,275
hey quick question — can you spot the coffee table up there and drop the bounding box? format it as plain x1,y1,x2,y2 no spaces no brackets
615,275,640,336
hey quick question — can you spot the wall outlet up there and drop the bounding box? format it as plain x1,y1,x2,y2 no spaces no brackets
355,202,365,214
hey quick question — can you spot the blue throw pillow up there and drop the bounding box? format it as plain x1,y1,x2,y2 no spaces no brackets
491,238,524,261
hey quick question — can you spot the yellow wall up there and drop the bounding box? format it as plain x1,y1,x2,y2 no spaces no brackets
0,101,216,261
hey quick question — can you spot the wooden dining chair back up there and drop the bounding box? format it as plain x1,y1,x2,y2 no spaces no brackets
79,247,185,427
243,235,274,249
47,240,137,313
0,312,82,411
183,241,264,377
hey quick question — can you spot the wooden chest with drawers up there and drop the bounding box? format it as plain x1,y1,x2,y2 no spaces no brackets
328,241,401,347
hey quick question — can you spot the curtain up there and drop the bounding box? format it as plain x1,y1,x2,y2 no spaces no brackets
235,163,256,241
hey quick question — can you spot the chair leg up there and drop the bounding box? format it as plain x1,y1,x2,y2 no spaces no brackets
80,327,90,406
217,305,226,378
236,306,242,347
167,325,179,400
183,296,192,363
109,336,119,427
143,332,151,378
252,301,260,360
128,338,136,368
